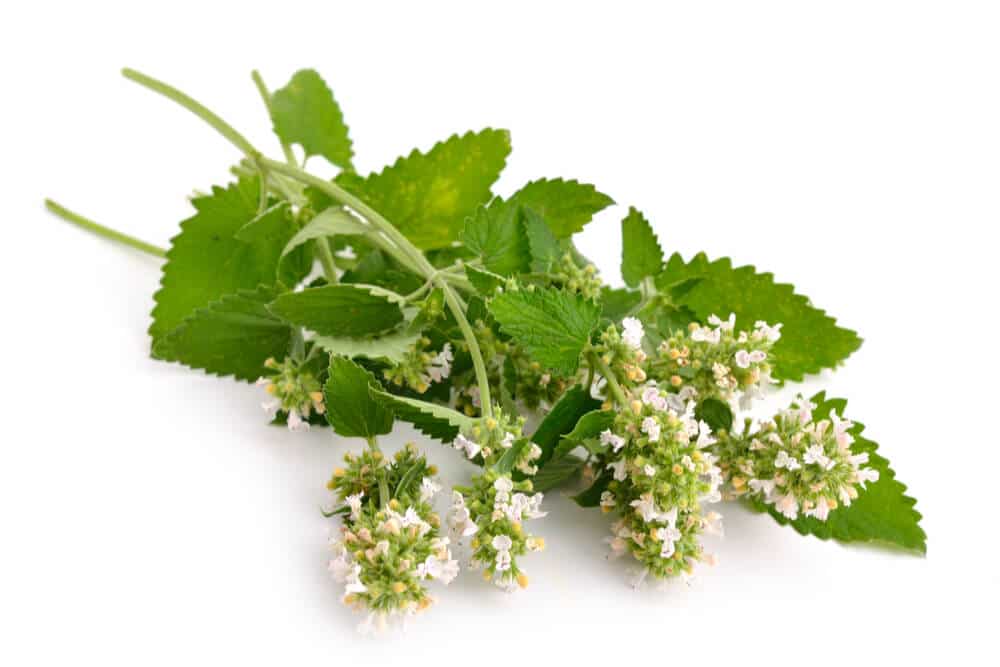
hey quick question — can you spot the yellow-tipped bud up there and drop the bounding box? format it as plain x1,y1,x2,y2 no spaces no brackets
309,391,324,403
670,375,683,387
483,570,492,582
265,383,277,394
517,573,529,588
672,464,684,475
631,400,643,415
391,581,407,594
388,498,401,510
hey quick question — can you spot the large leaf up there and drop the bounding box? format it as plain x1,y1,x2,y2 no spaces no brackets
508,178,614,238
150,178,298,348
268,284,404,337
488,286,602,375
313,330,421,363
324,356,394,439
156,286,294,381
657,253,863,381
372,392,476,443
620,207,663,287
750,392,926,554
337,129,511,249
269,69,354,171
460,199,529,275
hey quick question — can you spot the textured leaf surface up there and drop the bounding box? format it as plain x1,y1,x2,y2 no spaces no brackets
269,284,404,337
695,398,734,433
530,385,602,467
156,286,293,381
621,207,663,287
657,253,862,381
489,287,601,375
461,199,529,275
282,207,368,258
465,265,505,295
269,69,354,170
599,287,642,322
337,129,511,249
372,392,475,443
532,454,586,492
522,207,561,272
313,331,421,363
150,178,298,347
508,178,614,238
750,392,926,554
324,356,394,438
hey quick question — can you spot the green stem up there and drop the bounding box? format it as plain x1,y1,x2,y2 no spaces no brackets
250,70,297,167
315,240,339,284
590,352,630,408
44,199,166,258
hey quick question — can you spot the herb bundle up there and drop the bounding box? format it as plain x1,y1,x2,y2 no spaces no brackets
46,68,925,633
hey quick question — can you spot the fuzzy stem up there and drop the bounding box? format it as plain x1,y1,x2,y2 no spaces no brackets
44,199,166,258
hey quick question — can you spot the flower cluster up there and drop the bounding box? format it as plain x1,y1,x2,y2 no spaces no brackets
256,356,325,431
552,252,602,300
600,384,723,585
451,406,540,474
590,317,649,403
327,444,459,633
651,314,780,409
383,337,453,394
449,471,546,591
714,397,879,521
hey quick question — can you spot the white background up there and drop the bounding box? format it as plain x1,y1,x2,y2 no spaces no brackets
2,1,997,664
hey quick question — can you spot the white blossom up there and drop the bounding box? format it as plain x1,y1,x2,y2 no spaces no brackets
286,409,309,432
600,428,626,453
774,450,801,470
426,343,454,382
608,459,628,481
708,313,736,331
621,317,645,349
734,349,751,369
641,416,661,442
453,433,481,459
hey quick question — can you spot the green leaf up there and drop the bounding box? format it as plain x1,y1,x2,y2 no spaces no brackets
460,199,529,275
269,69,354,171
150,178,300,347
751,392,926,554
337,129,511,249
552,409,614,460
372,391,476,443
508,178,614,238
488,286,602,375
599,287,642,322
312,330,421,363
495,438,531,475
695,398,733,433
235,202,312,285
657,253,863,381
281,207,367,259
268,284,404,337
156,286,293,381
573,470,612,508
532,454,586,492
465,265,506,295
620,207,664,287
522,207,561,272
530,385,602,467
324,356,394,438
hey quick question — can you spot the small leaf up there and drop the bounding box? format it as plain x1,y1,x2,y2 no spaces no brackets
572,470,612,508
488,286,602,375
461,199,529,275
530,385,602,467
281,207,368,259
270,69,354,170
269,284,404,337
621,207,664,287
695,398,734,433
372,391,476,443
495,438,531,474
532,454,586,492
324,356,394,438
599,287,642,322
156,286,293,381
312,330,421,363
552,409,614,460
508,178,614,238
337,129,511,249
465,265,506,295
522,207,561,272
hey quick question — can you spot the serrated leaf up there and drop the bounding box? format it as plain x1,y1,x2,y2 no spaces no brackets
337,129,511,249
324,356,394,438
599,287,642,322
508,178,614,238
530,385,602,467
269,284,404,337
269,69,354,170
552,409,614,460
156,286,293,381
750,392,926,554
488,287,602,375
621,207,663,287
522,207,561,272
372,391,475,443
465,265,505,295
235,202,312,285
281,207,368,259
532,454,586,492
312,330,421,363
695,398,733,433
460,199,529,275
150,178,299,347
657,253,863,381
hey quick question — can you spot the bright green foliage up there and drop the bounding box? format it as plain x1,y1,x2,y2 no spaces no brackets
488,286,602,375
522,207,561,272
156,286,293,381
598,287,642,322
337,129,511,249
465,265,505,294
268,284,404,337
461,199,530,275
324,356,394,439
620,207,663,287
281,207,367,259
508,178,614,238
529,385,601,467
313,330,421,363
372,391,476,443
269,69,354,171
656,253,863,381
751,393,926,554
150,178,298,347
695,398,734,432
552,409,614,460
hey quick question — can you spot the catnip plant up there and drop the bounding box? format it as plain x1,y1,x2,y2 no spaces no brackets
46,67,925,633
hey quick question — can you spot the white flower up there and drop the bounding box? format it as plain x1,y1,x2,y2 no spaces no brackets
287,409,309,432
696,420,717,448
499,432,515,449
734,349,751,369
691,326,721,344
328,552,353,582
343,563,368,594
345,492,364,520
419,477,441,502
831,412,855,449
335,245,357,260
703,510,724,536
454,433,481,459
495,551,512,572
856,468,880,486
437,556,460,584
795,398,817,424
261,398,281,417
641,417,661,442
775,492,799,520
494,477,514,494
448,504,479,538
748,477,777,500
621,317,645,349
774,450,801,470
849,452,870,466
754,321,783,342
749,350,767,363
600,428,626,453
708,313,736,331
608,459,628,481
630,492,666,523
492,534,513,552
803,444,834,470
643,464,657,477
426,343,453,382
641,386,669,412
600,490,616,509
804,499,832,521
589,376,607,400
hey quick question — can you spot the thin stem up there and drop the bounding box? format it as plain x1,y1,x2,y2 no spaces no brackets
250,70,297,167
45,199,166,258
316,241,339,284
591,352,630,408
